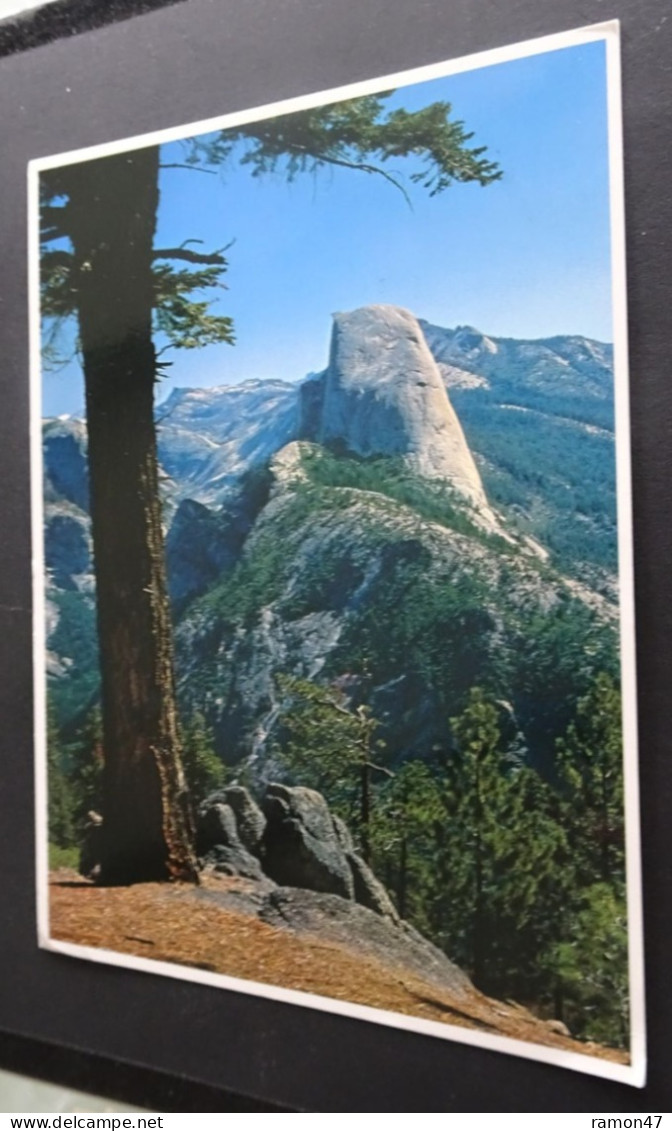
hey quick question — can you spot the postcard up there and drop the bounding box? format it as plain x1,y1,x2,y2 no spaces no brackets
30,19,645,1085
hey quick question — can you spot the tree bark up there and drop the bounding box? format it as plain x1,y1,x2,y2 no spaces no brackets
65,149,198,884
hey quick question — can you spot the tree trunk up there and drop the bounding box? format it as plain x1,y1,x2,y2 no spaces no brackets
65,149,198,884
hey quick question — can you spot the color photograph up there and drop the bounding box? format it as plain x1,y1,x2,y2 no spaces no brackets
32,22,644,1083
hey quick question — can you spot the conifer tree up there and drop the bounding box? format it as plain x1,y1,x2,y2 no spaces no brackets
47,704,75,850
181,712,225,805
69,707,104,828
276,674,389,860
438,689,569,995
556,671,624,886
372,759,443,923
39,94,500,884
545,882,629,1046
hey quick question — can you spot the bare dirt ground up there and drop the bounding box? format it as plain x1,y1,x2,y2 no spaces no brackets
49,870,628,1064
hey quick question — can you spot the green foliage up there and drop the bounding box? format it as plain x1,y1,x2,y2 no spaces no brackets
40,225,235,371
452,388,617,578
371,759,443,927
333,545,497,707
181,712,225,804
556,672,624,885
41,91,501,370
47,703,103,866
196,483,358,629
199,512,298,628
47,590,100,732
511,601,617,776
435,684,626,1043
204,531,288,625
48,844,80,870
275,674,385,852
434,690,562,985
47,705,76,849
152,260,235,352
300,447,508,546
545,883,629,1045
186,94,502,196
270,676,628,1048
68,708,104,827
436,751,570,999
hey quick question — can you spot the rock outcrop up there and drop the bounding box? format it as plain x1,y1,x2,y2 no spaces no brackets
197,787,265,850
197,784,398,921
260,784,398,918
299,305,499,530
197,787,267,881
331,813,398,920
43,418,89,512
259,888,469,997
204,842,266,881
192,786,469,998
221,785,268,855
165,499,246,611
262,784,355,899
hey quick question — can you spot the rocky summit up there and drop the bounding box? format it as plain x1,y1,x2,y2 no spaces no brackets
300,306,495,526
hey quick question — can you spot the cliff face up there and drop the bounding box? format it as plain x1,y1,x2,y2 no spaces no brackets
300,306,496,526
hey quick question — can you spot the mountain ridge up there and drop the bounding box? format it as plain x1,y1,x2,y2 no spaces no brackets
43,309,615,536
43,304,618,771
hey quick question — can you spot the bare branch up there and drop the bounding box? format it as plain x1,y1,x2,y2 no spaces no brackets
153,247,227,265
159,163,217,175
320,156,412,206
287,144,413,208
364,761,395,778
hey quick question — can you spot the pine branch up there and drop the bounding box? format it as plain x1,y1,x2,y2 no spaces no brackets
159,163,218,175
153,246,227,265
287,143,413,206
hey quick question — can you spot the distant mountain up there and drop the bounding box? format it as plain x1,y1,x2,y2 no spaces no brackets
45,310,615,583
157,379,298,507
419,321,614,422
43,305,618,775
419,322,616,591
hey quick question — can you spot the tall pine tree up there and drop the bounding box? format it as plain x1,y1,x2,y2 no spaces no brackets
40,95,500,883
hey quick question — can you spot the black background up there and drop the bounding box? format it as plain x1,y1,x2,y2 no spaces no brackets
0,0,670,1113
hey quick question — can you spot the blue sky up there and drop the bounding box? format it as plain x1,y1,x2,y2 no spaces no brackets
43,38,612,416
